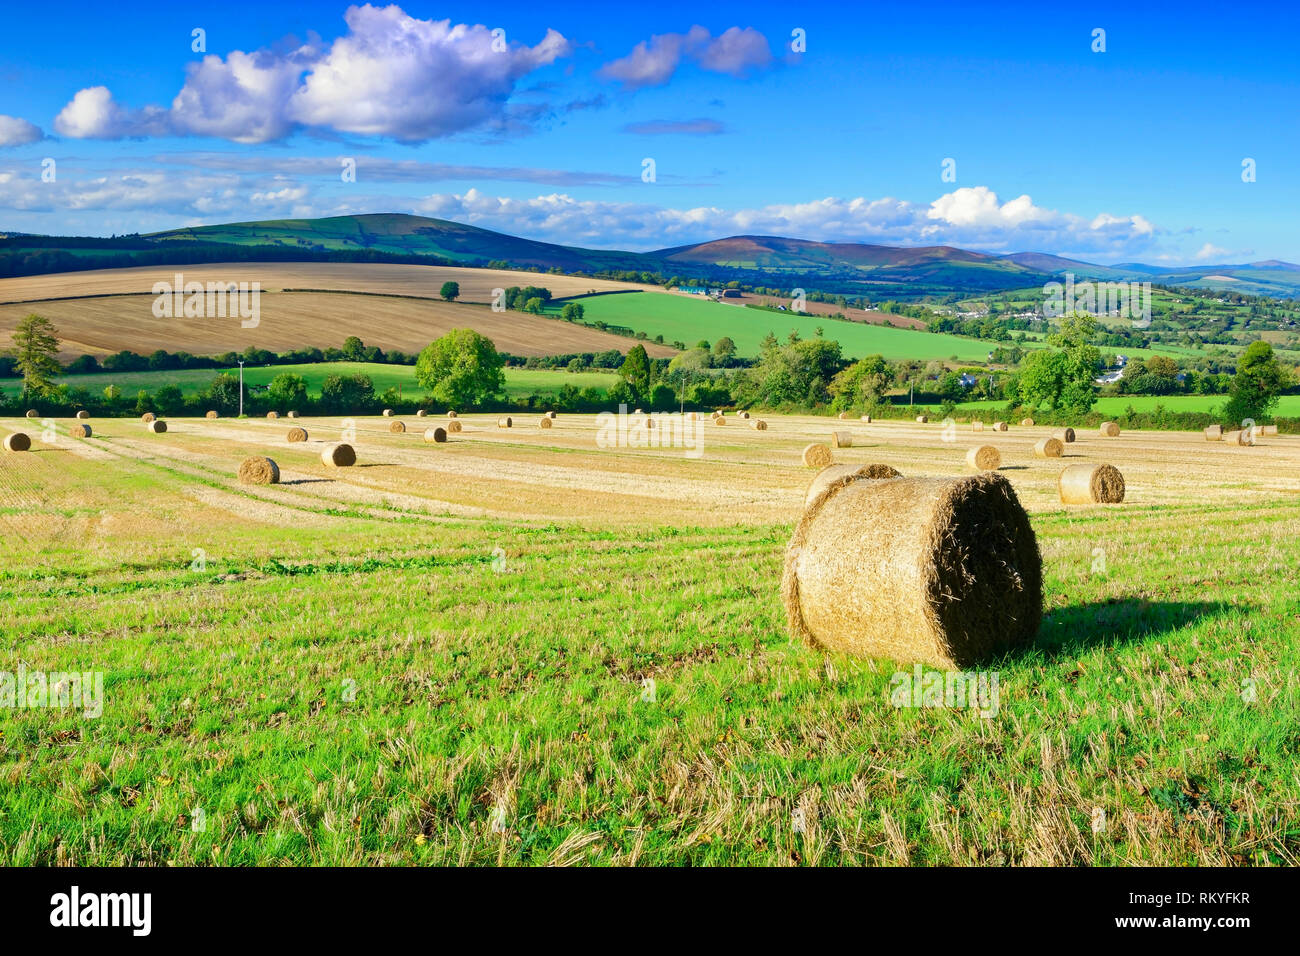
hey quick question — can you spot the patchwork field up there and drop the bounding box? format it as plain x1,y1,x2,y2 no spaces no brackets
2,411,1298,865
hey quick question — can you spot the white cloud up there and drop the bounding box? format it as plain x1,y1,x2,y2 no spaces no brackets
0,114,43,147
51,4,572,144
1194,242,1230,261
599,25,772,89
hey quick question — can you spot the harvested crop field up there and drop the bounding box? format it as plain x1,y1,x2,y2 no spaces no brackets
2,412,1299,866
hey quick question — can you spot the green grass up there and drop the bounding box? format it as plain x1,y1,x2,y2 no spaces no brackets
3,364,619,401
953,394,1300,416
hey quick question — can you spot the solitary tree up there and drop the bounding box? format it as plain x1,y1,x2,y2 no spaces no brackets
7,313,61,395
440,281,460,302
1224,340,1285,424
415,328,505,408
619,344,652,400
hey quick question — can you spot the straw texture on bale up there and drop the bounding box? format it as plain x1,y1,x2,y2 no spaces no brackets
1224,429,1252,446
972,421,984,432
1020,418,1035,427
740,411,750,419
416,409,426,417
831,431,853,448
1033,437,1064,458
266,411,278,420
714,416,726,425
1100,421,1120,437
804,462,902,507
966,445,1001,471
497,417,512,428
25,409,37,419
446,420,463,433
992,421,1008,432
287,411,297,419
838,412,848,420
916,415,928,423
3,432,31,452
389,420,406,434
75,410,90,419
141,412,156,423
1204,424,1223,441
321,443,356,467
287,427,308,443
1058,463,1125,504
538,416,553,429
634,408,643,415
238,456,280,485
783,473,1042,668
447,410,457,418
424,427,448,443
860,414,872,423
69,423,91,438
205,410,218,419
147,420,167,433
802,443,833,468
546,411,557,419
383,409,393,417
751,419,768,430
1054,427,1075,443
1261,424,1278,435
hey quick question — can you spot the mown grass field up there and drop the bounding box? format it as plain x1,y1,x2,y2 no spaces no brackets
954,394,1300,417
0,364,619,401
1,412,1297,865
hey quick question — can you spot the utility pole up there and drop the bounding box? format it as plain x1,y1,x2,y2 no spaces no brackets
238,360,245,417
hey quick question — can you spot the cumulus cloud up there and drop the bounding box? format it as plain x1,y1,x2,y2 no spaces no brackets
1194,242,1230,261
622,118,725,136
0,115,44,147
599,25,772,89
52,4,572,144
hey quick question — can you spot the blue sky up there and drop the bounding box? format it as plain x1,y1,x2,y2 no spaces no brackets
1,0,1297,264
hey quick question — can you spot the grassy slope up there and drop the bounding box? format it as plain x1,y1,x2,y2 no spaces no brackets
1,442,1297,865
953,394,1300,416
0,364,619,400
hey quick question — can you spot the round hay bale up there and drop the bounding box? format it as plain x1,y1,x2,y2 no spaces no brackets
286,411,298,419
538,416,553,429
321,442,356,467
205,410,219,419
287,427,308,443
1058,463,1125,504
1100,421,1120,437
712,415,726,426
497,417,512,429
687,411,699,421
3,432,32,452
802,443,833,468
831,431,853,449
1054,427,1075,443
389,420,406,434
1224,429,1252,446
860,414,872,423
266,411,279,420
69,423,92,439
915,415,928,424
751,419,768,430
382,409,393,417
711,410,722,419
804,462,902,507
424,426,448,443
838,411,848,420
972,421,984,432
446,420,463,433
24,409,37,419
784,473,1042,667
147,420,167,433
75,410,90,420
238,456,280,485
740,411,750,419
1033,437,1064,458
966,445,1001,471
1260,424,1279,436
141,412,156,423
416,409,427,417
991,421,1008,432
547,411,557,419
1020,418,1035,427
447,411,458,419
1204,424,1223,441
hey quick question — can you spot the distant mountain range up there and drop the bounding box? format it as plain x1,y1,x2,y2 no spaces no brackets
5,212,1300,298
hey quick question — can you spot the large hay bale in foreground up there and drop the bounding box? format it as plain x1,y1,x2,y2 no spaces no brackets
147,420,167,433
238,456,280,485
205,410,219,419
75,410,90,420
141,412,156,423
915,415,928,424
1034,437,1063,458
1020,418,1035,427
389,420,406,434
802,443,833,468
751,419,768,430
69,423,92,438
1100,421,1120,437
266,411,279,420
1224,429,1253,446
446,420,463,433
831,431,853,448
3,432,31,452
538,416,553,429
321,442,356,467
804,462,902,507
497,417,512,428
991,421,1008,432
424,426,448,443
287,427,308,443
784,473,1042,667
24,409,37,419
966,445,1001,471
1204,424,1223,441
1054,427,1075,443
1059,463,1125,504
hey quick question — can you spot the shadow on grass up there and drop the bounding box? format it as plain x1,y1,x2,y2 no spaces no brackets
1029,597,1233,659
281,478,334,485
